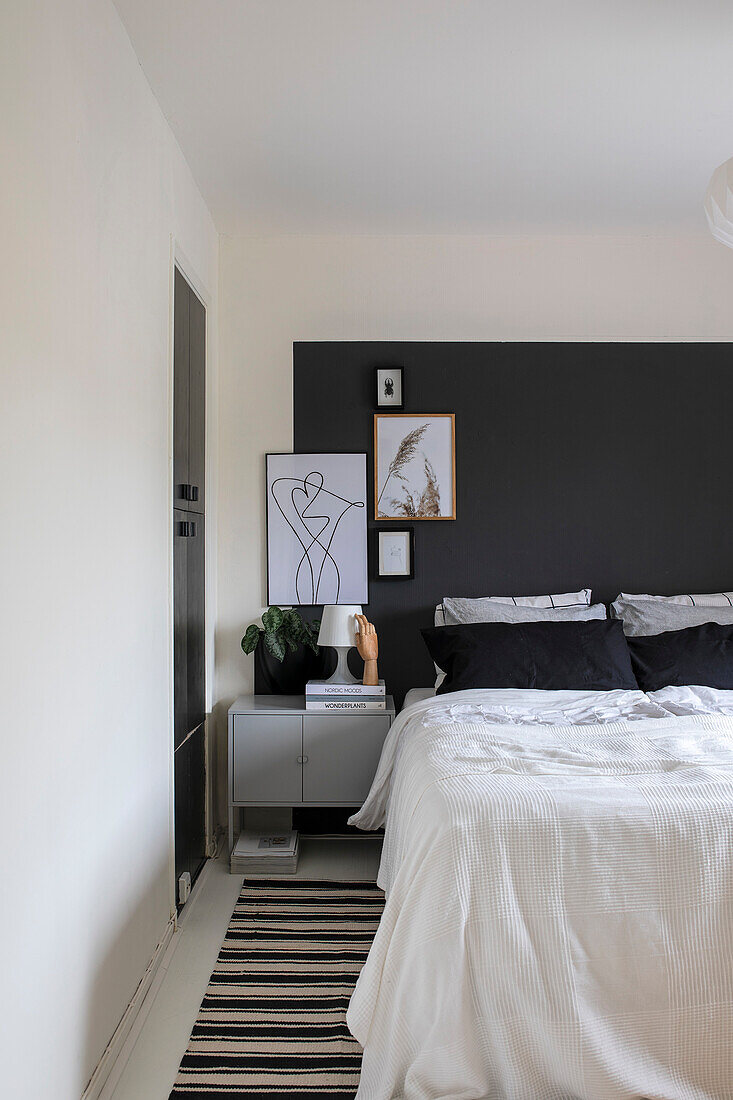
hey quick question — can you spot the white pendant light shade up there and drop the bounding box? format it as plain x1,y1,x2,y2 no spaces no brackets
705,157,733,249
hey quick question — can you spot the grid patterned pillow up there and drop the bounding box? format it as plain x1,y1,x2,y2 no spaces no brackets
612,591,733,609
611,594,733,637
434,589,591,627
442,598,606,627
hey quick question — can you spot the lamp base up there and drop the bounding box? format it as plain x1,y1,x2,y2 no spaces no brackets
324,647,359,685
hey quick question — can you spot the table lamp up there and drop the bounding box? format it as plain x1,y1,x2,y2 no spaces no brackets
318,605,362,684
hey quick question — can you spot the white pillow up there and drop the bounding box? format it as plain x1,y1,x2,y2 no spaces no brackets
434,589,591,627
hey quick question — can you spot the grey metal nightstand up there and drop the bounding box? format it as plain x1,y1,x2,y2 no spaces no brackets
227,694,396,856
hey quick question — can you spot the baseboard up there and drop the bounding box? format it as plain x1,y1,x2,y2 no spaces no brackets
81,916,176,1100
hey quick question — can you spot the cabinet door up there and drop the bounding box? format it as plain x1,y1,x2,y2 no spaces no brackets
173,268,190,511
232,715,302,803
186,513,205,734
173,508,189,748
187,287,206,514
187,723,207,886
174,724,207,906
302,715,390,803
173,735,190,895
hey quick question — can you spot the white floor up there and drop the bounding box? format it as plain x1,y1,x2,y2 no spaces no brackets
104,837,382,1100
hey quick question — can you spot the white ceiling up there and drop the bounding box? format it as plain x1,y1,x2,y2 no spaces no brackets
114,0,733,236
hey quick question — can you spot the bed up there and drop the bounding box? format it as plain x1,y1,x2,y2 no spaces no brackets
347,685,733,1099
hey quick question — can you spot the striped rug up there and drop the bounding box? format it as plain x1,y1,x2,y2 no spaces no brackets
168,879,384,1099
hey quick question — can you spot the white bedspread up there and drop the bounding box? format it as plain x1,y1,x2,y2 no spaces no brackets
348,689,733,1099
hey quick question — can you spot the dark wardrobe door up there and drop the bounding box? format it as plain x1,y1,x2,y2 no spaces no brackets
187,724,207,884
187,514,205,735
173,509,205,744
173,267,207,907
173,269,191,512
174,724,206,896
174,738,190,892
173,508,189,750
187,289,206,514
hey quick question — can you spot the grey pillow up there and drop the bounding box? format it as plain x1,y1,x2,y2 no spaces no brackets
613,591,733,609
611,597,733,637
434,589,591,626
442,597,607,627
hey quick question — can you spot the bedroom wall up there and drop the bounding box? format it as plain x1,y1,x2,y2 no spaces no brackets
0,2,218,1097
216,232,733,712
293,341,733,702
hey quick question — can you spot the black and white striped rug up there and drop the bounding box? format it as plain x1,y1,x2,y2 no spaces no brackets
168,879,384,1099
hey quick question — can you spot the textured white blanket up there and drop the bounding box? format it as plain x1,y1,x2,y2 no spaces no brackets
348,707,733,1099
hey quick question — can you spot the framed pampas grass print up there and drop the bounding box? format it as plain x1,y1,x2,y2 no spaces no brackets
374,414,456,520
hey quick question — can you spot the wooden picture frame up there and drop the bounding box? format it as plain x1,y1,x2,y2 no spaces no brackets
374,413,456,520
373,527,415,579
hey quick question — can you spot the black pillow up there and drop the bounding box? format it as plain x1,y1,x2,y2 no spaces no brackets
627,622,733,691
422,619,638,694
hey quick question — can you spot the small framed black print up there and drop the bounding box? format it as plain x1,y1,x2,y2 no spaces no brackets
375,367,404,409
373,527,414,579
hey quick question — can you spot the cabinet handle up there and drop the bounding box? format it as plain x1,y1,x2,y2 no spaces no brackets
297,755,309,764
177,521,196,537
179,483,200,502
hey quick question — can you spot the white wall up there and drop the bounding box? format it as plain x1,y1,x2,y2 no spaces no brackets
216,231,733,715
0,2,218,1097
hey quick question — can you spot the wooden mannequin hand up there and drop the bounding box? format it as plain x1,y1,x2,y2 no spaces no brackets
355,614,378,660
355,614,379,686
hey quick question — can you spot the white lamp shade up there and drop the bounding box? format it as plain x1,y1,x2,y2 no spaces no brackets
317,605,362,648
705,157,733,249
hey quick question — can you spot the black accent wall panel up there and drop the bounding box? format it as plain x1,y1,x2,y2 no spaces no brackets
294,342,733,705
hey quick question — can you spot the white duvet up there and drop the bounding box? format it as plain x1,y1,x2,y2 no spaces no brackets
348,688,733,1099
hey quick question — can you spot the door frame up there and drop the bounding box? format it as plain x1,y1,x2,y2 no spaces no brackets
166,237,218,917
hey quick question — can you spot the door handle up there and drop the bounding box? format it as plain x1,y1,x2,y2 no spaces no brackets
178,521,196,537
179,483,200,502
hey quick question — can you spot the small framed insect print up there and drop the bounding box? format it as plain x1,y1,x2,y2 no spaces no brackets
375,367,404,409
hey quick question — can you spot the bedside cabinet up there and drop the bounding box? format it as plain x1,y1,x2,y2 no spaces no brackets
227,694,396,855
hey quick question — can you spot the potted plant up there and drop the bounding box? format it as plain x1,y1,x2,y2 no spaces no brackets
241,607,328,694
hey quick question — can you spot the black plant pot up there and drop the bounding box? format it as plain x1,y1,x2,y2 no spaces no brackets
253,641,333,695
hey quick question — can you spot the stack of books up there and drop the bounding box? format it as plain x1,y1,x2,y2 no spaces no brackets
305,680,387,711
230,830,299,875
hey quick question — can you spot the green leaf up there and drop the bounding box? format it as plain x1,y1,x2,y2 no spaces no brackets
263,630,286,662
303,618,321,654
240,624,261,654
279,611,298,647
281,610,300,636
261,606,284,633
